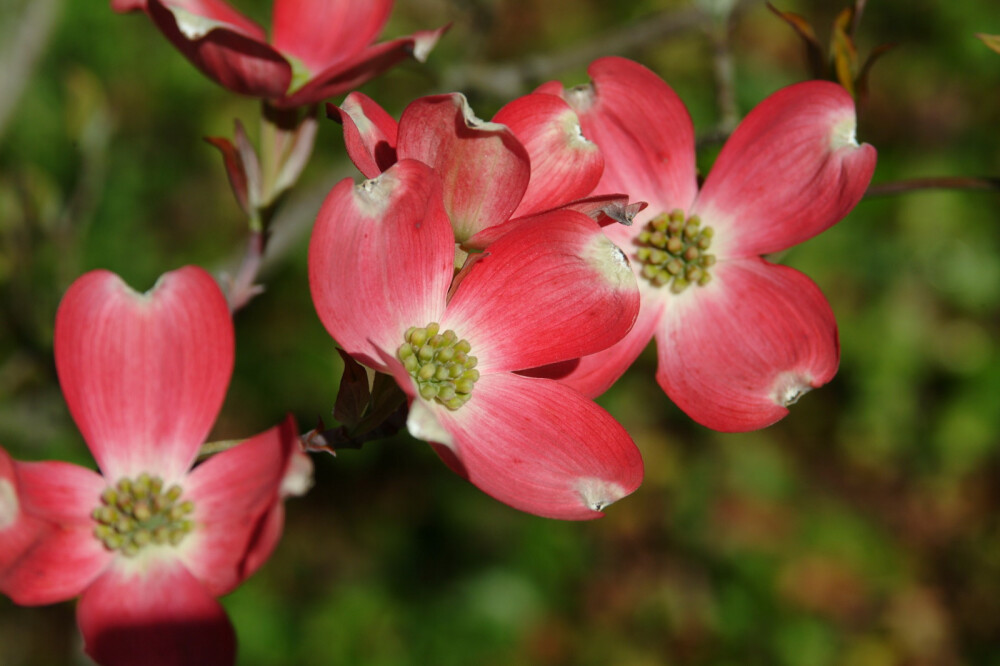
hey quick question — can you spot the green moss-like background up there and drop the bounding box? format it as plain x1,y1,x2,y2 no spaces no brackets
2,0,1000,663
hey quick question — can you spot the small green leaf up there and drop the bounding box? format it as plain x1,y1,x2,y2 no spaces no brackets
976,33,1000,55
830,8,858,96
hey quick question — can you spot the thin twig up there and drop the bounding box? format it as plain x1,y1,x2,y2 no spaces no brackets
225,230,266,313
215,164,354,312
442,6,720,98
0,0,61,139
695,127,732,151
705,10,740,134
864,177,1000,198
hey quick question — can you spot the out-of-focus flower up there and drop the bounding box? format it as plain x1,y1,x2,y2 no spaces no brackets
111,0,448,108
329,90,644,243
532,57,876,432
0,448,52,580
0,266,311,666
309,158,643,519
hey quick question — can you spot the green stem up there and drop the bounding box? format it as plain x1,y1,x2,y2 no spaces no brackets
197,438,246,460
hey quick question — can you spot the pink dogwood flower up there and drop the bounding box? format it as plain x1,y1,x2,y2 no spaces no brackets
111,0,448,108
0,266,310,666
532,57,877,432
309,158,644,519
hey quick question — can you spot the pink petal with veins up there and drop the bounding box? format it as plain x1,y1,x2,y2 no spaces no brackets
693,80,877,258
1,461,112,604
493,93,604,217
444,210,639,374
655,258,839,432
272,0,392,72
309,160,453,370
397,93,530,241
432,372,643,520
552,56,698,213
277,27,449,108
328,92,399,178
525,283,664,397
146,0,290,99
55,267,233,482
180,417,298,596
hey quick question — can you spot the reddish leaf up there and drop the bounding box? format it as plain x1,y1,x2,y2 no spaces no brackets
361,371,407,434
204,135,249,214
333,349,371,428
767,3,825,78
856,42,896,111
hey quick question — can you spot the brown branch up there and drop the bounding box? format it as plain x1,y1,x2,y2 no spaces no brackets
442,2,759,98
216,163,355,313
705,8,740,135
224,230,267,313
864,177,1000,198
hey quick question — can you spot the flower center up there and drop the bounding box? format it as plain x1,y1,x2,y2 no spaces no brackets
635,209,716,293
397,322,479,410
91,473,195,557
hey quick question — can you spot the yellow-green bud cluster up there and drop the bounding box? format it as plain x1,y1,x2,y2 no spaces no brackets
91,473,195,557
398,322,479,410
636,209,716,293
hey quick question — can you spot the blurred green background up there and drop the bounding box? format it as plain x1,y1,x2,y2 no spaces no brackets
2,0,1000,664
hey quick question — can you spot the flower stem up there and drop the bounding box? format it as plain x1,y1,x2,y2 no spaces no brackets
226,229,267,313
864,176,1000,198
197,438,246,460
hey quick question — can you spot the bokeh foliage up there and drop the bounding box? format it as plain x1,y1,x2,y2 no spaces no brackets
2,0,999,664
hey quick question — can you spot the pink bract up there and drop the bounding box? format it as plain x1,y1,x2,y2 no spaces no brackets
535,57,877,432
0,267,311,666
0,447,52,582
329,89,608,241
111,0,448,107
309,159,644,520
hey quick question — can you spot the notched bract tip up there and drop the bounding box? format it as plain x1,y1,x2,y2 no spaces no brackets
771,371,815,408
830,115,861,150
576,477,629,513
0,478,18,530
586,235,634,290
0,479,20,530
413,25,450,62
168,6,228,40
563,83,596,114
353,172,397,216
454,93,508,133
